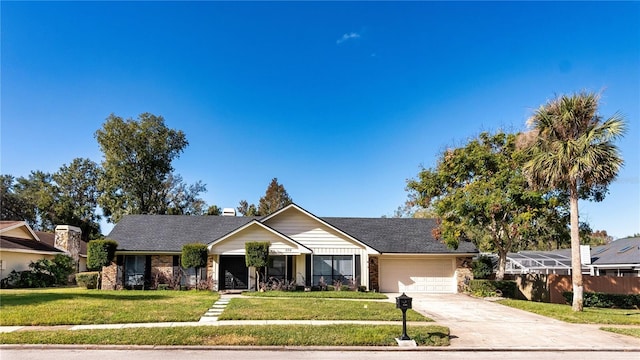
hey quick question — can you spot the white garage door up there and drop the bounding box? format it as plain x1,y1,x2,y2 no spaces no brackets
379,258,455,293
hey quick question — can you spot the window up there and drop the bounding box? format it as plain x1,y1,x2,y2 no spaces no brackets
268,255,286,280
312,255,353,286
125,255,146,287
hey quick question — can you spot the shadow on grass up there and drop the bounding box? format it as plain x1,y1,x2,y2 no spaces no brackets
0,290,173,307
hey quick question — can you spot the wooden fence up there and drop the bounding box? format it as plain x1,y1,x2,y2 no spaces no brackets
507,274,640,304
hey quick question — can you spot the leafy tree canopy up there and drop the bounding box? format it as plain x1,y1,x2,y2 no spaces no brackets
407,131,568,280
95,113,206,222
237,178,293,216
1,158,102,240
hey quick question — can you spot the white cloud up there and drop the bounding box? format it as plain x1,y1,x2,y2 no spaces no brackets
336,32,361,45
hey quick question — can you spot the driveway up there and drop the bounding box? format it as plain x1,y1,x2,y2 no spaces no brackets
387,293,640,350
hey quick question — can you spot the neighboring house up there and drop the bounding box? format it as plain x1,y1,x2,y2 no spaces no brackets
503,237,640,277
586,237,640,277
103,203,478,293
0,221,87,280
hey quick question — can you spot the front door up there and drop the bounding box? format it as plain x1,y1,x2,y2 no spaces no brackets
219,255,248,290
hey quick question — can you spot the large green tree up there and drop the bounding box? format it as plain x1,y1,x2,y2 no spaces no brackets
52,158,103,240
237,178,293,216
12,171,57,230
95,113,192,222
0,175,35,225
1,159,102,239
407,132,567,280
523,92,625,312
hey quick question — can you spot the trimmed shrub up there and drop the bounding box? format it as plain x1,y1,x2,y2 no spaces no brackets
468,279,516,298
181,243,208,287
471,255,494,279
181,243,208,269
87,239,118,271
245,242,270,290
76,271,100,289
562,291,640,309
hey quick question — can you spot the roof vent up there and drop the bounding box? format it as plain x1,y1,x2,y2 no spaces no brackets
222,208,236,217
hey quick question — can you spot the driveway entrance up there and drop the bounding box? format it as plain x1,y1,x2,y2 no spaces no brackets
388,293,640,349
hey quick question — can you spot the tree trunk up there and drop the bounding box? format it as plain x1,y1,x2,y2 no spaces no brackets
570,185,584,311
496,250,507,281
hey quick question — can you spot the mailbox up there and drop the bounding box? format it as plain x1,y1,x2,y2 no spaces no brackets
396,293,412,310
395,293,413,341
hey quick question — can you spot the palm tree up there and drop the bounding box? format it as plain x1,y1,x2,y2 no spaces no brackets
523,92,625,311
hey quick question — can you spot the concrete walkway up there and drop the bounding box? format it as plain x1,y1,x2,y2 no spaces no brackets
388,293,640,350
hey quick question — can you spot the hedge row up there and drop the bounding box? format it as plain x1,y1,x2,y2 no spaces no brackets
76,272,100,289
468,279,517,298
562,291,640,309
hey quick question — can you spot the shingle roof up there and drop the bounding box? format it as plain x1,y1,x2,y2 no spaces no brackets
322,217,477,254
0,235,64,253
107,215,256,252
590,237,640,265
107,214,477,254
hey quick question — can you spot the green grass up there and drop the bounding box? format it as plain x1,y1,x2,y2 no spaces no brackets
243,290,388,299
0,288,218,326
0,324,449,346
601,327,640,339
218,298,431,321
498,299,640,325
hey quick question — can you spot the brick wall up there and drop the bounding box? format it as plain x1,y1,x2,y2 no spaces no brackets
150,255,174,287
101,262,122,290
456,256,473,293
368,257,379,291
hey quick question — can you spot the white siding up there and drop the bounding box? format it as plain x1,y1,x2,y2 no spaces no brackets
265,208,363,250
211,225,301,255
0,251,56,280
210,255,219,291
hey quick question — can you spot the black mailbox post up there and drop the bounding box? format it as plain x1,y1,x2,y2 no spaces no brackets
395,293,413,340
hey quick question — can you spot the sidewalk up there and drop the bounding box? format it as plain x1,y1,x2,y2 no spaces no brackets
0,319,434,333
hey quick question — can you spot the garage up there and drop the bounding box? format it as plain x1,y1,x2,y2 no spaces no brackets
379,257,456,293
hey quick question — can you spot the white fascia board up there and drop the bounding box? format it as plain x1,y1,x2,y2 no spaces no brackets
0,221,41,241
114,251,181,255
0,248,63,256
379,252,476,257
592,263,640,268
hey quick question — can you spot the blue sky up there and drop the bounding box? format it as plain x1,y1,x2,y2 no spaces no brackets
2,1,639,239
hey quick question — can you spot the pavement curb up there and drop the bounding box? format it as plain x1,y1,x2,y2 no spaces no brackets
2,344,640,352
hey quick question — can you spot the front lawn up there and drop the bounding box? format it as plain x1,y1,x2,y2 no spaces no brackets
243,290,388,299
0,324,449,346
218,298,431,321
498,299,640,325
601,327,640,339
0,288,218,326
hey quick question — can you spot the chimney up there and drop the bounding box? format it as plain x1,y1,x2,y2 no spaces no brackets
55,225,82,270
